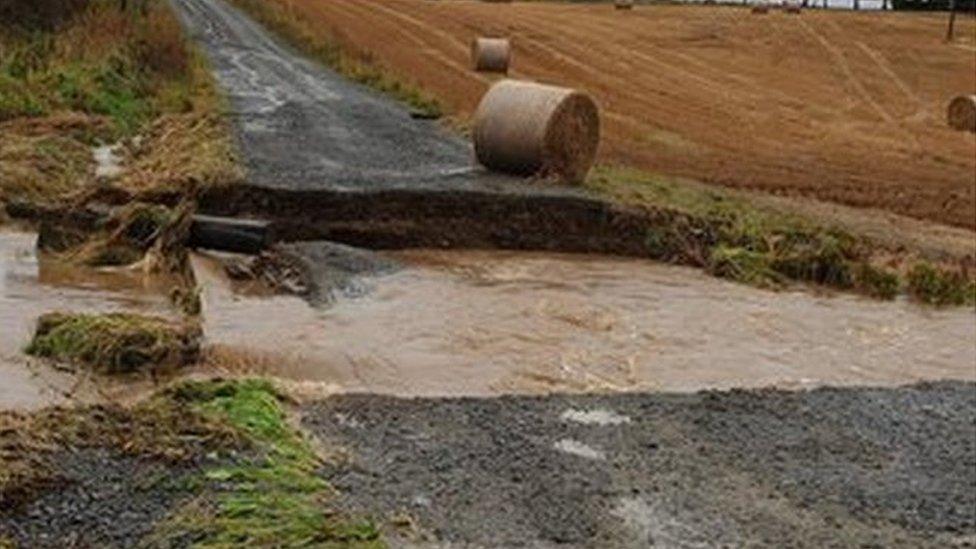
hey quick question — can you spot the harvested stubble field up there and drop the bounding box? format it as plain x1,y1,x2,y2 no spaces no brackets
240,0,976,229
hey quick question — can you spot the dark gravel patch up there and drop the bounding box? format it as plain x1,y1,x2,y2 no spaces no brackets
302,381,976,548
0,449,197,548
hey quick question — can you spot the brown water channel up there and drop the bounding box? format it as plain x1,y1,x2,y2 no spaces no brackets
0,231,173,410
196,249,976,396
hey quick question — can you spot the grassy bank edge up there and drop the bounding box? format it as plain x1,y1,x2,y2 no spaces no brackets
588,167,976,306
0,378,383,547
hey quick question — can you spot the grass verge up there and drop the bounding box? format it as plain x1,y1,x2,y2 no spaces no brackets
148,379,382,547
226,0,442,119
1,379,381,546
588,167,975,304
0,0,241,211
0,0,204,136
25,311,201,374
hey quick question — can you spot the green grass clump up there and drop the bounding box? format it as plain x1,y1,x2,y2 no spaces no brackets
906,263,976,307
150,379,383,547
227,0,442,119
589,167,909,300
25,311,200,373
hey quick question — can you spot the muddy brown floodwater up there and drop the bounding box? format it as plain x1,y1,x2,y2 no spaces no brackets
196,249,976,396
0,231,174,410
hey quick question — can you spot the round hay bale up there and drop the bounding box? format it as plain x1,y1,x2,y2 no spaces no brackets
615,0,634,10
947,95,976,133
471,37,511,74
473,80,601,184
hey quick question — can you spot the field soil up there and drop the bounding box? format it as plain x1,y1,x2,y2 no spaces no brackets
254,0,976,229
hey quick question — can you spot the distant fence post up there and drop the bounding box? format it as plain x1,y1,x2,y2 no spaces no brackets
946,0,957,41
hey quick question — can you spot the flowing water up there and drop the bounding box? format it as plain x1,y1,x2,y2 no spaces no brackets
197,249,976,397
0,231,174,410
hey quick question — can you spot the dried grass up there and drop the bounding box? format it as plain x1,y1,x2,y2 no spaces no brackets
471,37,510,74
117,111,243,194
473,79,600,183
947,95,976,133
0,129,92,204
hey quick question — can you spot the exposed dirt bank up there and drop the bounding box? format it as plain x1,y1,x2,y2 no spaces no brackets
304,381,976,548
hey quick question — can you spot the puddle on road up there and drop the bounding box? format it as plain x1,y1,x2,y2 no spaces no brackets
197,249,976,396
0,231,174,410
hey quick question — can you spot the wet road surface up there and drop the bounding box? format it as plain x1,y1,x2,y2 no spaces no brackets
304,381,976,548
171,0,536,194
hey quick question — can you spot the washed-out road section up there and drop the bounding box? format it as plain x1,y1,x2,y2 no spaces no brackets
171,0,660,256
165,3,976,548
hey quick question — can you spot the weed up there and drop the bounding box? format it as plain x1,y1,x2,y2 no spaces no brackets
25,311,201,374
907,263,976,307
0,0,201,137
588,166,948,301
708,245,782,287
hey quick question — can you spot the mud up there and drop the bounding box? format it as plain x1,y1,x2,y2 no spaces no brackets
197,248,976,396
303,381,976,548
0,231,174,410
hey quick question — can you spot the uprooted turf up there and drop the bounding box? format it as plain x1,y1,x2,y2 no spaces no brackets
147,380,382,547
0,379,382,547
25,311,201,374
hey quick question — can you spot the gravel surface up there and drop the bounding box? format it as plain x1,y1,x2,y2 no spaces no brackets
0,449,196,548
303,381,976,548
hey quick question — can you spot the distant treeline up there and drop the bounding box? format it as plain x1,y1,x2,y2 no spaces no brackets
893,0,975,9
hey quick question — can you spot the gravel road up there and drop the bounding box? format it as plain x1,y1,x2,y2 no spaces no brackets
304,381,976,548
171,0,526,193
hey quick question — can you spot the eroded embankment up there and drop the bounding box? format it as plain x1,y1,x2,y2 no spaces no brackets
198,185,655,255
0,231,176,410
196,182,976,304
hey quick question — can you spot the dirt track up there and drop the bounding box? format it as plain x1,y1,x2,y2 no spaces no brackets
264,0,976,229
